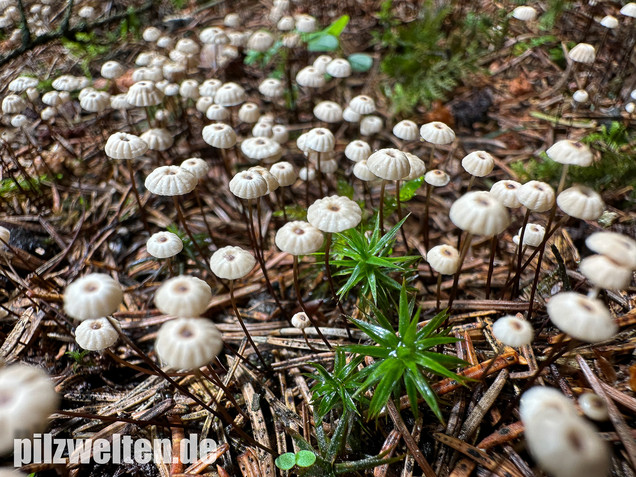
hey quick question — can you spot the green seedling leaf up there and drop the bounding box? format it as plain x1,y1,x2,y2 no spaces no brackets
399,176,425,202
307,34,339,52
275,452,296,470
324,15,350,37
296,450,317,467
348,53,373,72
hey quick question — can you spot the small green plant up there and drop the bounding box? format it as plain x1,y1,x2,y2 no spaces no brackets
61,31,111,77
66,349,92,371
327,215,419,305
275,450,317,471
308,349,369,419
345,283,467,421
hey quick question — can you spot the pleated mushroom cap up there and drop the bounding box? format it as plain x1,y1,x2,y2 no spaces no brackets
248,166,279,192
620,2,636,17
305,128,335,153
426,244,460,275
291,312,310,329
557,185,604,220
272,124,289,144
313,101,343,123
275,221,324,255
147,231,183,258
359,115,383,136
105,132,149,160
585,232,636,270
349,95,376,115
367,148,410,180
518,180,555,212
247,31,274,52
490,180,522,208
307,195,362,233
513,223,545,247
326,58,351,78
546,292,617,342
8,76,38,92
0,226,10,245
64,273,123,321
425,169,450,187
0,364,60,455
259,78,284,98
252,122,273,138
214,82,246,106
80,91,110,113
578,393,609,421
145,166,197,196
296,66,325,88
461,151,495,177
353,160,378,181
404,153,426,180
492,315,533,347
127,81,164,107
202,122,236,148
344,140,371,162
154,276,212,317
180,157,209,181
241,137,281,161
419,121,455,145
140,128,174,151
2,94,26,114
391,119,418,140
210,246,256,279
579,254,632,290
229,170,268,199
568,43,596,64
238,102,260,123
511,5,537,21
449,191,510,237
175,38,200,55
546,140,593,167
342,106,361,123
155,317,223,370
269,161,297,186
75,317,120,351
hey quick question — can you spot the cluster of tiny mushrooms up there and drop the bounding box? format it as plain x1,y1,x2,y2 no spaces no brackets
0,1,636,476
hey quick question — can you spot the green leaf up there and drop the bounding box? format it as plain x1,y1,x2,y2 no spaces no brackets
337,177,355,199
400,176,426,201
308,34,339,52
350,318,398,348
368,360,404,418
296,450,317,467
275,453,297,470
324,15,350,37
348,53,373,72
405,364,443,422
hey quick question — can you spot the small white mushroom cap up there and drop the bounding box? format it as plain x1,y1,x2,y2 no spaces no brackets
155,276,212,317
419,121,455,145
579,254,632,290
2,94,26,114
518,180,555,212
461,150,495,177
275,221,324,255
307,195,362,233
424,169,450,187
295,13,317,32
546,140,593,167
179,79,200,99
326,58,351,78
449,191,510,237
312,55,332,74
259,78,284,99
145,166,197,196
513,223,545,248
492,315,534,347
64,273,123,321
520,386,578,423
247,31,274,52
229,170,268,199
75,317,120,351
248,166,279,192
8,76,38,93
155,317,223,370
620,2,636,17
0,364,60,454
578,393,609,421
313,101,343,123
511,5,537,21
426,244,460,275
299,167,316,181
210,246,256,280
180,157,209,181
214,82,246,106
140,128,174,151
585,232,636,270
305,127,335,153
557,185,604,220
572,89,589,103
404,153,426,180
0,226,10,245
359,115,383,136
342,106,361,122
344,140,371,162
546,292,617,342
490,180,522,208
147,231,183,259
175,38,200,55
224,13,241,28
600,15,618,28
568,43,596,64
277,15,295,31
393,120,419,141
126,80,164,107
349,95,376,115
353,160,378,181
296,66,325,88
101,60,124,79
253,122,273,138
269,162,297,187
241,137,282,162
105,132,149,160
202,122,236,148
367,148,411,180
238,102,260,123
200,79,222,97
291,312,310,329
142,26,161,42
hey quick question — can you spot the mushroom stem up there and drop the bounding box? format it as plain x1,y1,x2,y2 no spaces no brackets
511,208,531,297
423,183,432,251
428,145,436,167
395,180,409,249
379,180,386,233
316,151,324,196
104,317,274,455
126,159,151,234
527,205,558,319
485,236,497,299
293,256,332,349
204,364,249,420
447,232,473,311
466,175,475,193
219,148,232,180
194,188,217,248
172,196,210,267
557,163,569,195
277,188,288,221
144,106,155,128
324,233,352,339
229,280,271,370
435,274,443,311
